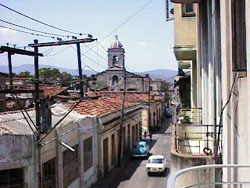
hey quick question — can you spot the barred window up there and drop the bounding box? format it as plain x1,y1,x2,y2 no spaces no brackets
63,145,79,187
42,158,56,188
84,137,93,172
0,168,24,188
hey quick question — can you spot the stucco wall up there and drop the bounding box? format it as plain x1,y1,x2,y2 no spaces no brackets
174,4,197,47
171,152,213,188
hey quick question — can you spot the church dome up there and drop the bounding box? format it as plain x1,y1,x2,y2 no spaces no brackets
110,35,123,48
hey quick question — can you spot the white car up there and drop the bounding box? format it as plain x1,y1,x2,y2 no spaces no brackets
146,155,167,176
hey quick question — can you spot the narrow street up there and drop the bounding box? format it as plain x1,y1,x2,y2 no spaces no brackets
92,118,172,188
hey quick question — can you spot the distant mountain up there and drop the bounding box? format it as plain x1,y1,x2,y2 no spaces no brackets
0,64,95,77
136,69,177,82
0,64,177,82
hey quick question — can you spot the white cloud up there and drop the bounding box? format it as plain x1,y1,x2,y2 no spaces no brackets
137,41,147,46
0,28,17,35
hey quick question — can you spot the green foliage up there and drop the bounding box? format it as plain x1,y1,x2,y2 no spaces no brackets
18,71,32,78
38,68,72,86
181,115,191,124
60,72,72,86
161,81,170,92
39,68,61,78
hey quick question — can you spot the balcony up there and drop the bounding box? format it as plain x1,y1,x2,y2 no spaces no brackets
173,124,214,156
173,46,196,61
172,108,220,156
167,164,250,188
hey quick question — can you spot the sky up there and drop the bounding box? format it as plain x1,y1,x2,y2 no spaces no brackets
0,0,176,73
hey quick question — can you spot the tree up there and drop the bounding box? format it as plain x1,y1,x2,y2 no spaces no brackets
60,72,72,86
161,81,172,103
18,71,32,78
39,68,61,78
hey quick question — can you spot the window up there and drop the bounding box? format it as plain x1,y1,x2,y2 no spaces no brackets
63,145,79,187
182,3,195,17
0,168,24,188
42,158,56,188
112,75,118,86
232,0,247,73
84,137,93,172
112,56,119,67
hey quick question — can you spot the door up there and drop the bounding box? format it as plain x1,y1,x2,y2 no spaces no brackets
103,138,109,174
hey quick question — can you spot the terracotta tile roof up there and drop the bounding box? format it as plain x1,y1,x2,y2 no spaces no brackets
98,91,164,102
71,97,137,117
43,87,68,98
22,86,68,98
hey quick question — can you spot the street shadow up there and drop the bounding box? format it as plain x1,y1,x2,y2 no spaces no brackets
92,157,144,188
157,118,171,134
147,167,170,177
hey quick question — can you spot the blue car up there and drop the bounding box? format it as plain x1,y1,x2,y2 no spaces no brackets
131,141,149,157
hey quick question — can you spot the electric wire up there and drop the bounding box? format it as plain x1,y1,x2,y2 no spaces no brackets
69,45,106,69
215,73,238,160
82,0,153,55
0,25,57,39
43,46,70,57
0,18,74,38
0,3,83,36
82,43,107,63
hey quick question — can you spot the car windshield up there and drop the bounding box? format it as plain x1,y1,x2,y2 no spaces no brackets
148,158,163,164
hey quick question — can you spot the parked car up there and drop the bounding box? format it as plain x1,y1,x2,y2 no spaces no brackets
146,155,167,176
131,141,149,157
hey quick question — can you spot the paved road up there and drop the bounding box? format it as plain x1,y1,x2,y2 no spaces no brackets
92,118,172,188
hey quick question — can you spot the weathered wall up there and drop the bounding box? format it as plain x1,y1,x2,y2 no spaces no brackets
0,135,36,187
174,4,197,48
171,152,213,188
97,108,142,177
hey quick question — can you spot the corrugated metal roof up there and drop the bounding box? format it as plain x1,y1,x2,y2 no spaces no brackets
0,104,84,135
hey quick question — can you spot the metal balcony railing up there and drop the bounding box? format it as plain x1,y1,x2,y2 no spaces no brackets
167,164,250,188
179,108,202,124
173,124,216,156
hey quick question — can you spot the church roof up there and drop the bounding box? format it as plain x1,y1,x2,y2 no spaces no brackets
110,35,123,49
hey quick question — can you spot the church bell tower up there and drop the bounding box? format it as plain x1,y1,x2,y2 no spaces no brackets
107,35,125,70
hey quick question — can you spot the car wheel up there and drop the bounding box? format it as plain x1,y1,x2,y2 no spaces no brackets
147,172,150,176
162,169,166,177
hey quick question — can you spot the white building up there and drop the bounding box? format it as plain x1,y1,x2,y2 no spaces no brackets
168,0,250,187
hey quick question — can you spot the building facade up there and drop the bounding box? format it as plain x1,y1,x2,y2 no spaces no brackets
88,36,150,93
168,0,250,187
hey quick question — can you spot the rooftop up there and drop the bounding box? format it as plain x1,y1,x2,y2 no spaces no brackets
71,97,137,117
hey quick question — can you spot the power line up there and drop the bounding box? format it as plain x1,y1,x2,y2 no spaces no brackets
0,25,57,39
0,18,74,38
100,0,153,43
83,64,99,73
82,43,107,63
43,46,70,57
69,45,106,69
83,0,153,55
0,3,83,36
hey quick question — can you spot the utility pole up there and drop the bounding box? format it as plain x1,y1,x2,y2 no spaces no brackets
117,68,127,167
76,43,83,98
29,37,96,99
34,39,41,135
7,52,13,89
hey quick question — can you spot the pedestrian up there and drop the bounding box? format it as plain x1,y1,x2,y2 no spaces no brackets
149,132,152,141
144,131,147,139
